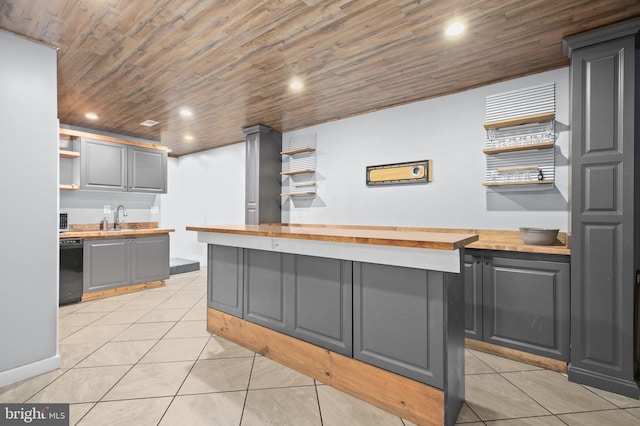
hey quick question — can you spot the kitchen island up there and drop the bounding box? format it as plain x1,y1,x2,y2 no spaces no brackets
187,224,478,425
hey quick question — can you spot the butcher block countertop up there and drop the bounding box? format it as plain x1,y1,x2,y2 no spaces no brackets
60,222,174,240
188,224,570,255
186,224,478,250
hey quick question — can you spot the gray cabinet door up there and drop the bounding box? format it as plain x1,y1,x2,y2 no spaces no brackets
288,255,352,356
130,235,170,285
483,257,570,361
243,125,281,225
244,249,289,332
353,262,444,388
208,245,244,318
83,238,130,292
567,34,639,397
80,138,127,191
128,145,167,193
464,255,482,340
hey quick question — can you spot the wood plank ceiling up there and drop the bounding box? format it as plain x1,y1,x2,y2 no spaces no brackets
1,0,639,156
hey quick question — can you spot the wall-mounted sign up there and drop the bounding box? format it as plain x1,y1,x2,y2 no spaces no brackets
366,160,432,186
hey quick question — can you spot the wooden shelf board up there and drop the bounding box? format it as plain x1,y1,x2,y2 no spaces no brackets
59,149,80,158
281,168,315,176
281,191,316,197
484,112,555,130
59,127,168,151
281,147,315,155
483,141,554,154
496,166,539,173
60,184,80,190
483,180,555,187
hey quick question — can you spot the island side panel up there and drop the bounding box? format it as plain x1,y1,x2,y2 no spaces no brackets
444,254,465,426
207,245,244,318
353,262,445,388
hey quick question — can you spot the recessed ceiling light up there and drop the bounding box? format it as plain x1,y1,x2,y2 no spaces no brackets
289,78,304,92
184,135,194,141
445,21,465,37
85,112,98,120
180,109,193,117
139,119,159,127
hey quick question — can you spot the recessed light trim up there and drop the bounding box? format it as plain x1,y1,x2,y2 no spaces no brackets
289,78,304,92
139,119,159,127
85,112,98,120
445,21,465,37
179,109,193,117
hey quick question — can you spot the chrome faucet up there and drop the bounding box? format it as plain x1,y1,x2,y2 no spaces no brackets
114,204,128,230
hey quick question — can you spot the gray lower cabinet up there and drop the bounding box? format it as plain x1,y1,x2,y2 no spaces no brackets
208,245,244,318
353,262,445,387
80,138,167,193
84,238,130,293
84,235,169,293
130,235,170,284
464,255,482,340
465,251,570,361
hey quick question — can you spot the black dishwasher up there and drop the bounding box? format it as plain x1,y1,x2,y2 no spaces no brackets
60,238,83,304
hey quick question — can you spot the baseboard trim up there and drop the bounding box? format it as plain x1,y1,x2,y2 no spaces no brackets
465,338,567,373
0,355,60,388
568,365,640,399
82,280,165,302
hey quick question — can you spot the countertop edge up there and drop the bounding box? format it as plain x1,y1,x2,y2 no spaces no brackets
60,228,175,239
186,226,479,251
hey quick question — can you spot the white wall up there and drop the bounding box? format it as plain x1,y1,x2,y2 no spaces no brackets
164,68,570,263
0,30,59,386
161,143,246,265
283,68,570,231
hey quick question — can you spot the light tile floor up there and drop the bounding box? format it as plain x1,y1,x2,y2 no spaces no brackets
2,269,640,425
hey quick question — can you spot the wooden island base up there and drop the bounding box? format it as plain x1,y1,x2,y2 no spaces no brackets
208,308,446,426
81,280,165,302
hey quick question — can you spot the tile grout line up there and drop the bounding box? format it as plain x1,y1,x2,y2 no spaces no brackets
74,274,204,424
238,353,258,426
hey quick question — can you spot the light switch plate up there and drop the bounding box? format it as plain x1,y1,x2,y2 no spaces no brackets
103,205,111,214
150,206,159,214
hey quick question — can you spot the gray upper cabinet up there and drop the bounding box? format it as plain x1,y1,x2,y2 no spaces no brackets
80,138,128,191
128,145,167,193
80,138,167,193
